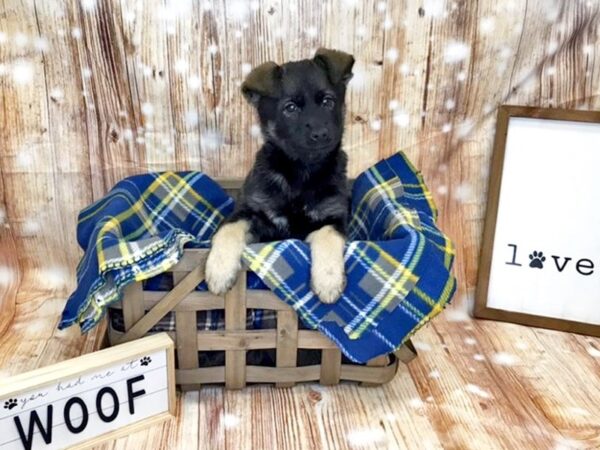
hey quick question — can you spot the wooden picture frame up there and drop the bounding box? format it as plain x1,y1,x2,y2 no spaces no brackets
0,333,176,450
475,105,600,336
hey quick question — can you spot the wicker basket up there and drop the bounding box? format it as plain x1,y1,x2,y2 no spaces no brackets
106,180,417,390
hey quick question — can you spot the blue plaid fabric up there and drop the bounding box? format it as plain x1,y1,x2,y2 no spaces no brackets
59,152,456,363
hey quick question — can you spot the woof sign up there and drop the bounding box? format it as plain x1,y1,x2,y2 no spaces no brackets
0,334,175,450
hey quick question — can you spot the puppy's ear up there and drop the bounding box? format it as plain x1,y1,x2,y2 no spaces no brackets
241,62,282,106
313,48,355,86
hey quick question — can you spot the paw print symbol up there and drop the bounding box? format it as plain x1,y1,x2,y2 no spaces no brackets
3,399,17,410
529,251,546,269
140,356,152,367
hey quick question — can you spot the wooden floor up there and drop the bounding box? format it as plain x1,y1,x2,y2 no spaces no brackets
1,280,599,450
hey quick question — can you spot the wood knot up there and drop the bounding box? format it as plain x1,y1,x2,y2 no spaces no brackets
267,6,275,14
418,7,425,17
308,389,322,403
109,127,119,143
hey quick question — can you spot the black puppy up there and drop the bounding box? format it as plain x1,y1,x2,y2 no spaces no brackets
206,48,354,303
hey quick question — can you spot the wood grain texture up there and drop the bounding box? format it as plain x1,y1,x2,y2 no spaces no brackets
1,0,600,448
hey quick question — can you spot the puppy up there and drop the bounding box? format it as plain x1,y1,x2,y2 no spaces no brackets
205,48,354,304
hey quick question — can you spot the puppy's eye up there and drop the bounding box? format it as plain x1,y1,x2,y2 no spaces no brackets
321,96,335,109
283,102,299,114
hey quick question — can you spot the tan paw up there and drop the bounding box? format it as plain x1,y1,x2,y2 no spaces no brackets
205,245,241,295
205,221,250,295
307,225,346,304
311,260,346,304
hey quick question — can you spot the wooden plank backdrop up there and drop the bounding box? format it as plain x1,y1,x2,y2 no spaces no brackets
1,1,600,449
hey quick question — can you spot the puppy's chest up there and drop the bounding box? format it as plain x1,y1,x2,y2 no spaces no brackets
272,192,321,238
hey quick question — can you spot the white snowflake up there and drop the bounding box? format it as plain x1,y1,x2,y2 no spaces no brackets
465,383,492,399
545,1,560,22
453,182,474,202
583,45,594,55
347,428,386,448
185,110,199,127
408,397,425,408
473,354,485,361
227,0,250,22
382,18,393,30
22,218,41,236
121,128,133,141
0,266,16,287
47,88,63,104
12,60,34,85
39,266,70,289
429,369,441,379
546,66,556,76
457,71,467,82
201,129,223,151
480,17,495,34
377,1,387,12
124,11,136,22
456,119,475,139
412,340,432,351
71,27,82,39
305,26,318,38
436,185,448,196
174,59,188,74
441,123,452,133
385,48,399,62
515,341,529,350
370,119,381,131
0,31,6,43
208,44,218,55
443,41,470,64
587,346,600,358
464,337,477,346
221,413,240,429
491,352,518,366
241,63,252,76
82,67,92,78
388,99,399,110
188,75,201,90
356,25,368,37
0,205,5,225
80,0,96,11
250,124,261,137
34,37,49,52
14,33,29,48
141,102,154,117
445,293,473,321
547,41,559,55
422,0,446,17
444,99,455,110
393,111,409,128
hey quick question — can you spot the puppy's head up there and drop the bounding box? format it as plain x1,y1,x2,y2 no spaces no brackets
242,48,354,162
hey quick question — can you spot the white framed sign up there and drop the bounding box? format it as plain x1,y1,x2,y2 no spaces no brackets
0,333,176,450
475,105,600,336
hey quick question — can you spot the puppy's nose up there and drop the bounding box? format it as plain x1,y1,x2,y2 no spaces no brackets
309,127,330,144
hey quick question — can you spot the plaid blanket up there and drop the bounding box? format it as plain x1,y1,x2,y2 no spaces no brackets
59,152,456,363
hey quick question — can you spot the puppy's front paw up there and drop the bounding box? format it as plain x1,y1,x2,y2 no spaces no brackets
311,260,346,304
307,225,347,304
205,221,250,296
205,246,241,295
